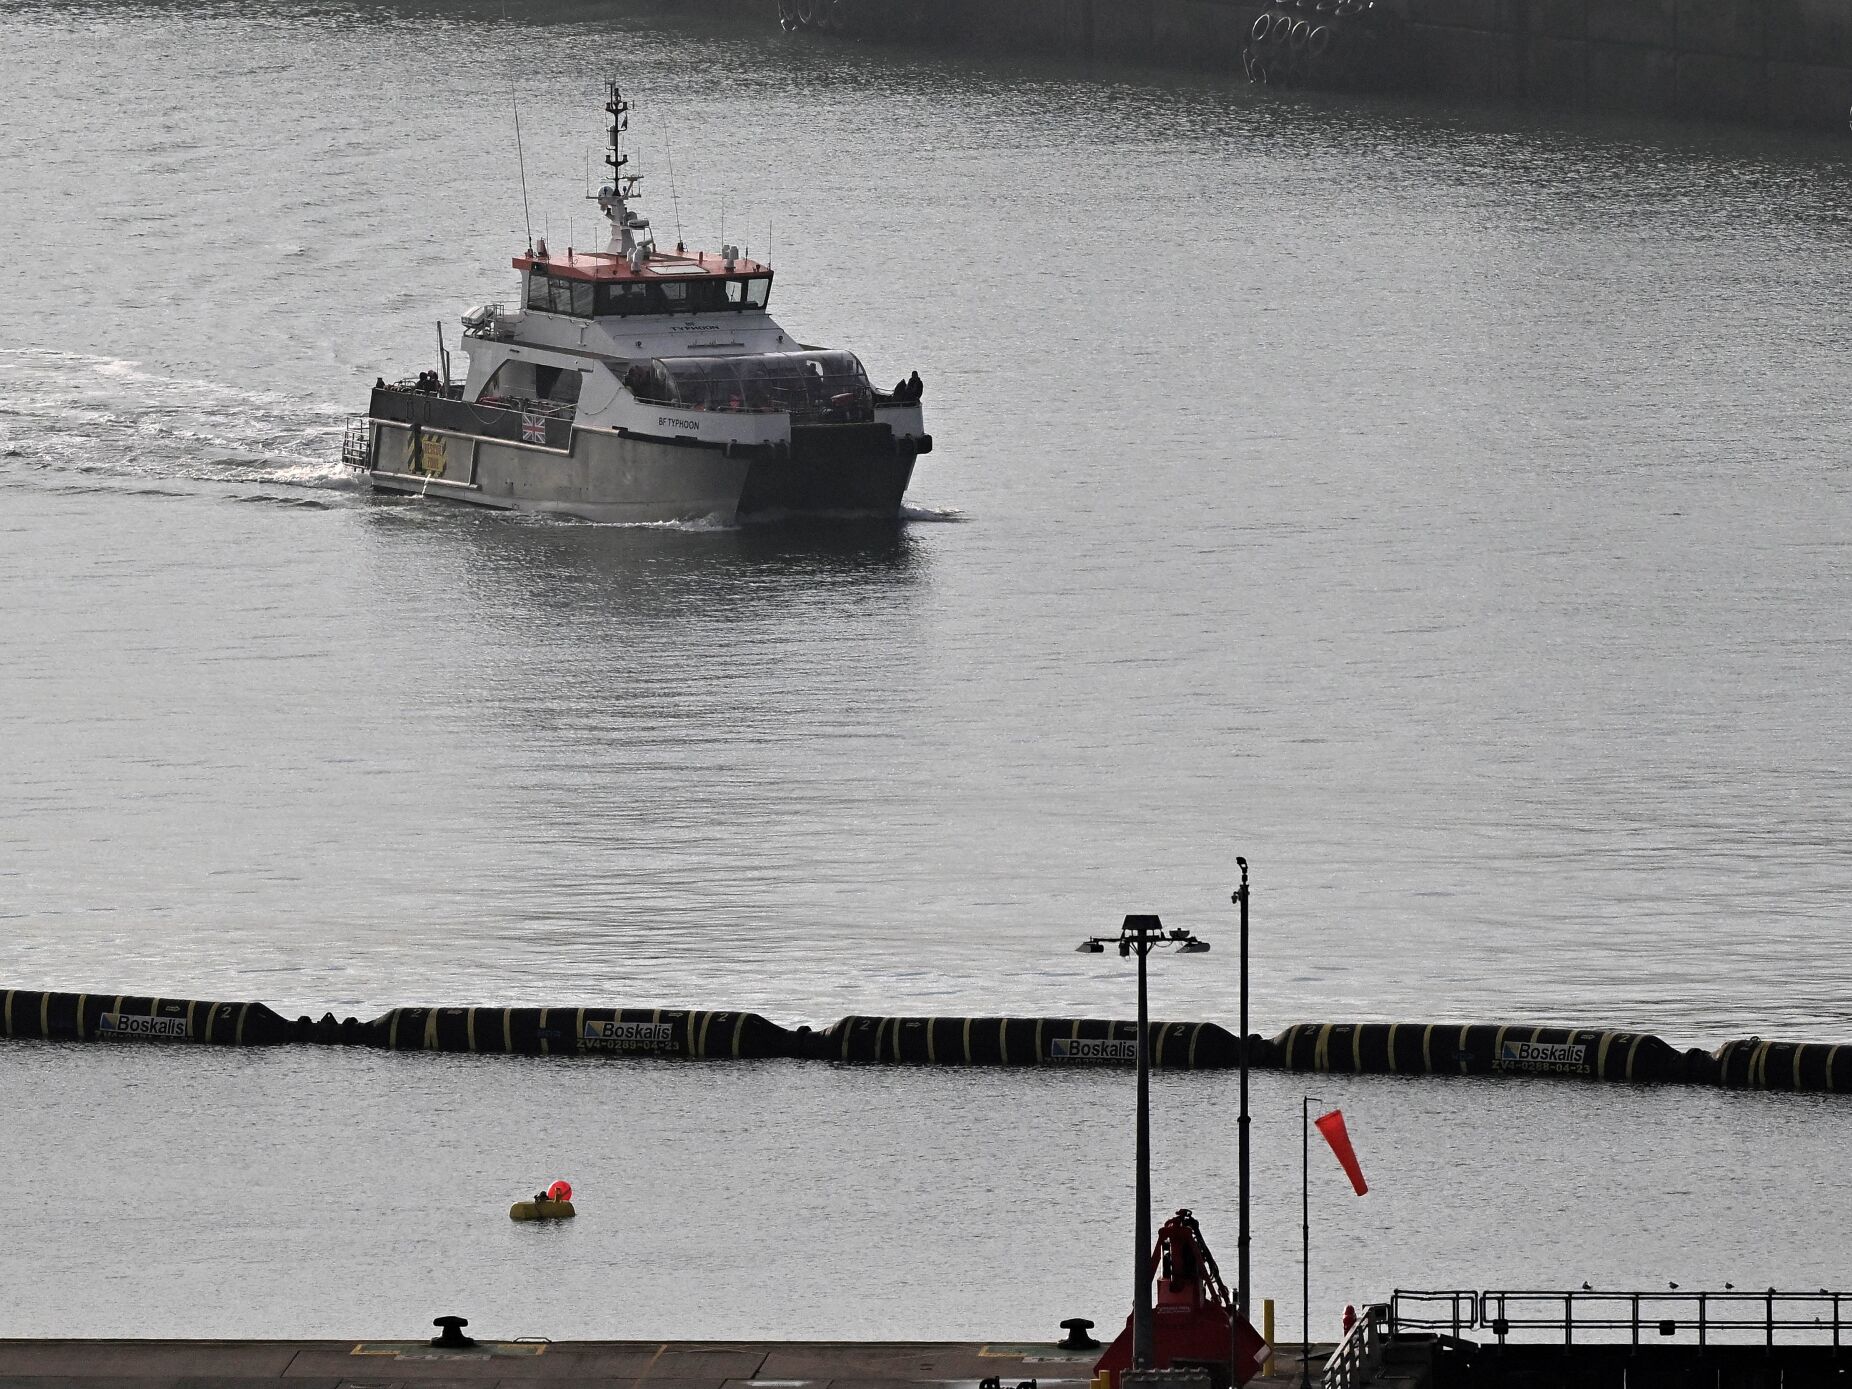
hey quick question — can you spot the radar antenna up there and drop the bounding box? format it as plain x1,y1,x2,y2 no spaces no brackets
595,79,654,260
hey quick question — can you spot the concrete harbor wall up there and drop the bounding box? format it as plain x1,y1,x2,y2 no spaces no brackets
765,0,1852,130
1393,0,1852,127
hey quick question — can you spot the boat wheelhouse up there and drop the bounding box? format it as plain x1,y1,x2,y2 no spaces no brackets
342,82,929,523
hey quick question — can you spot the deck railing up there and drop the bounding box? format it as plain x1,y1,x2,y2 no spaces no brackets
1321,1302,1391,1389
1387,1289,1478,1337
340,416,371,468
1389,1289,1850,1350
369,386,574,451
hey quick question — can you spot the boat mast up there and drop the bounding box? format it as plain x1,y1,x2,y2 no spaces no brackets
596,80,653,264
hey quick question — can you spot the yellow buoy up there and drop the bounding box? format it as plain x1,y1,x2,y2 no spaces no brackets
509,1198,576,1221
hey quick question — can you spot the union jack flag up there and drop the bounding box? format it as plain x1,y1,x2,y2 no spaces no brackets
521,412,547,444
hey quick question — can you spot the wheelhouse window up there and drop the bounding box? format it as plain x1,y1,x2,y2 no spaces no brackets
527,270,607,317
479,360,582,406
684,278,731,313
596,281,652,316
534,364,583,404
622,350,872,422
593,278,715,316
530,269,776,317
480,359,536,400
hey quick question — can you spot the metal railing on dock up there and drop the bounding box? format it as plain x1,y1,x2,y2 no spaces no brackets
1321,1303,1391,1389
1386,1289,1478,1338
1388,1289,1850,1350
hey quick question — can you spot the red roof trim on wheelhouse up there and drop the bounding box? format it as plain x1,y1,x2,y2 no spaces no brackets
513,248,771,282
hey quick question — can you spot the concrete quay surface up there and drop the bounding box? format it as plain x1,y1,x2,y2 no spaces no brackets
0,1338,1320,1389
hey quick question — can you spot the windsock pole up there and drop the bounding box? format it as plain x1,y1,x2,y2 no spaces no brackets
1301,1094,1314,1388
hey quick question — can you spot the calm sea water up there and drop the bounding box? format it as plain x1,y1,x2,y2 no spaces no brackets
1,0,1849,1344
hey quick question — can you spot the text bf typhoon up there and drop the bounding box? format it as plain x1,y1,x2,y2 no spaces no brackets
343,82,930,523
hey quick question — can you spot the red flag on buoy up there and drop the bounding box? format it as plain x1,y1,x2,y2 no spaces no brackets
1313,1109,1368,1195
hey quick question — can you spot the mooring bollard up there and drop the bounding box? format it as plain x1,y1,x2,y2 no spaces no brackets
430,1315,476,1349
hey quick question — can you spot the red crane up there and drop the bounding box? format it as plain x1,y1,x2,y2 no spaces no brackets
1094,1210,1270,1389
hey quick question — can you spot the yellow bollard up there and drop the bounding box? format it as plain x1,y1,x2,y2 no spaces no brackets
1091,1374,1112,1389
1262,1299,1275,1376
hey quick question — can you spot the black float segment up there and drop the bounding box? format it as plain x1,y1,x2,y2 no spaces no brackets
0,990,293,1046
1272,1021,1691,1083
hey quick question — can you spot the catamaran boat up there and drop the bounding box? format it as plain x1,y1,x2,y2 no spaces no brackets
341,82,930,523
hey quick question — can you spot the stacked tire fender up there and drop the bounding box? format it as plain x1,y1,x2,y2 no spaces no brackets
778,0,837,31
1241,0,1403,91
778,0,928,38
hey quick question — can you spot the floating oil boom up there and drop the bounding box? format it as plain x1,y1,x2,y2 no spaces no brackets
2,988,1845,1093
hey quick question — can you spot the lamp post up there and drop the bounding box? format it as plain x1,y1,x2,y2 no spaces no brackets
1229,855,1259,1385
1080,914,1205,1374
1117,913,1168,1371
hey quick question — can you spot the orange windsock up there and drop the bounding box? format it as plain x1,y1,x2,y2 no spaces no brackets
1314,1109,1368,1195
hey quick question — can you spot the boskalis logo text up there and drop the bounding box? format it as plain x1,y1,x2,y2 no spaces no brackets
581,1019,676,1051
1049,1037,1139,1063
1496,1039,1588,1074
100,1012,189,1040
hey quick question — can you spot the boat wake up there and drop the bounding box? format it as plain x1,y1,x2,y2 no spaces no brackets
0,349,961,527
509,508,951,534
496,509,740,533
0,347,353,500
899,503,964,523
